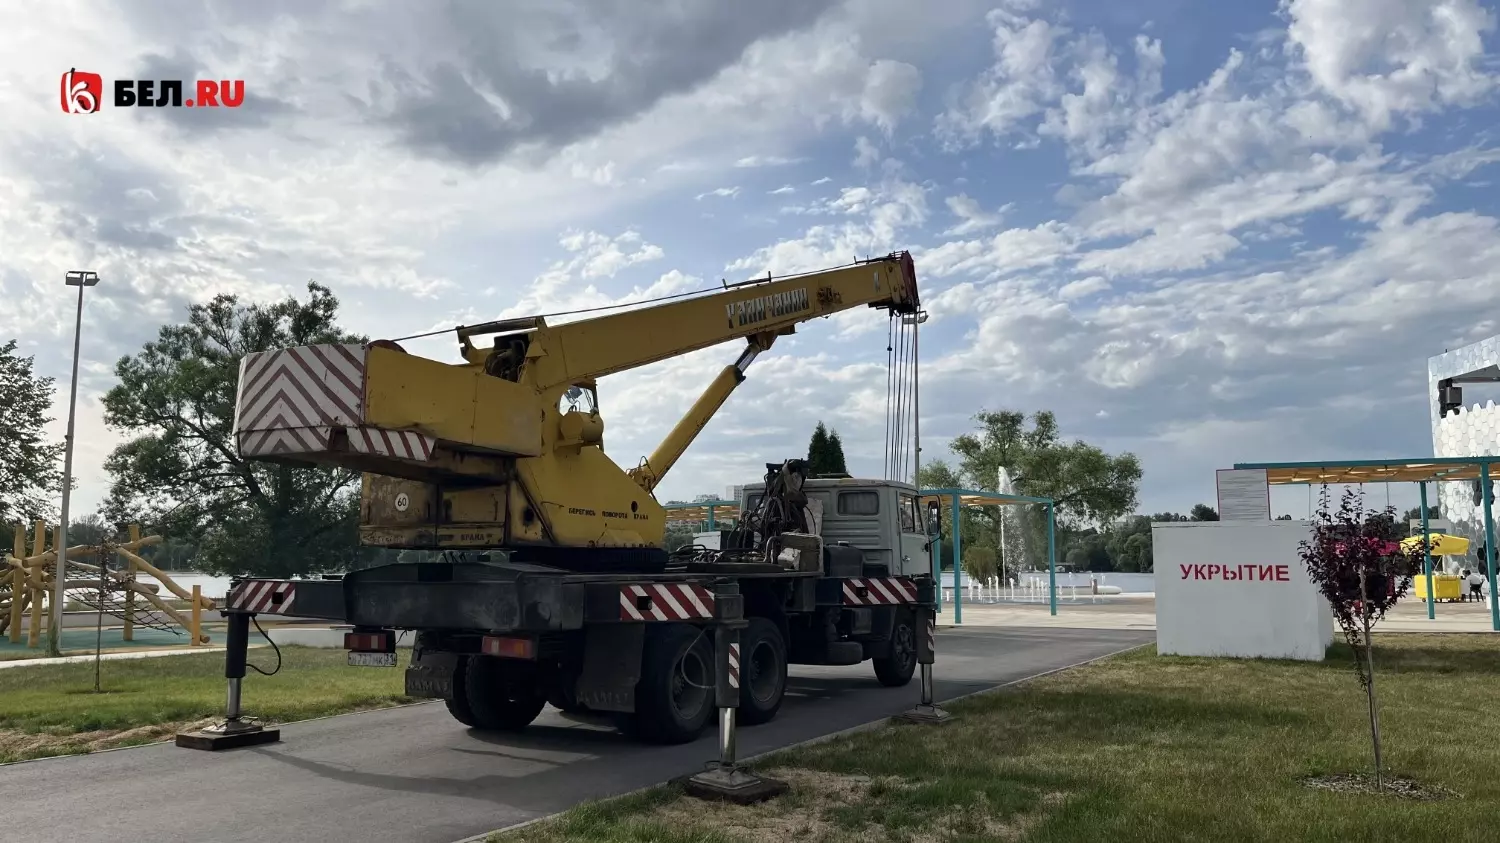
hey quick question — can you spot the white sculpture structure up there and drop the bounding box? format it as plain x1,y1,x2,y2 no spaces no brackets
1429,334,1500,550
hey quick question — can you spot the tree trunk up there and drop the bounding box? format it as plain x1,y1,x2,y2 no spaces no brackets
1360,569,1383,789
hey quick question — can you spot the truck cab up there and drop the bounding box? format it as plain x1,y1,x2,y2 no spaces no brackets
740,476,934,578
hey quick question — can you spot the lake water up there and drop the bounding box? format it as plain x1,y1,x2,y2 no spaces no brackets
141,572,236,599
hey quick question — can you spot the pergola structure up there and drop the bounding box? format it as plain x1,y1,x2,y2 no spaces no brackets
1233,456,1500,630
919,488,1059,622
663,499,737,529
665,490,1062,624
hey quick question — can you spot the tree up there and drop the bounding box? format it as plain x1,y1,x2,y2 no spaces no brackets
806,421,848,476
1298,485,1423,790
1105,516,1155,572
962,544,998,583
663,522,698,551
826,428,847,474
1189,504,1219,521
69,513,110,547
100,282,368,578
1401,505,1441,523
950,411,1141,527
0,339,65,524
937,410,1141,573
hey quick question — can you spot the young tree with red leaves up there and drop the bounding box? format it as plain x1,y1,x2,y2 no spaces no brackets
1298,485,1425,788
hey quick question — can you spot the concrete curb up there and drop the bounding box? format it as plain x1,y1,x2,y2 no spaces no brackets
462,640,1151,843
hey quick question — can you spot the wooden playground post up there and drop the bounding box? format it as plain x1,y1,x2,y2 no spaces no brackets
122,524,139,642
7,525,23,643
190,585,202,646
49,524,63,647
27,519,45,648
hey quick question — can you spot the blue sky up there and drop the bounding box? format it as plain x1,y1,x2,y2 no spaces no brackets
3,0,1500,523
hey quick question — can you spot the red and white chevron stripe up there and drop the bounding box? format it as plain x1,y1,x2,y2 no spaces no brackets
235,343,365,456
346,427,436,462
237,343,366,429
234,343,437,464
841,577,919,606
727,641,740,690
618,583,716,621
227,580,297,615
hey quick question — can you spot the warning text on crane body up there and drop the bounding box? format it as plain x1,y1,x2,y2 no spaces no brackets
727,288,809,329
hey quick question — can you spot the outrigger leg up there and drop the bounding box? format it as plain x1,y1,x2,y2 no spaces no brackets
176,609,282,750
683,580,788,804
900,577,951,725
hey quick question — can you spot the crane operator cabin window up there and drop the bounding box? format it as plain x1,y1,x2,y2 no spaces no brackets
561,385,597,414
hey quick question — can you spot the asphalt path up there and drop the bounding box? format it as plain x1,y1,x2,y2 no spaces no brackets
2,626,1151,843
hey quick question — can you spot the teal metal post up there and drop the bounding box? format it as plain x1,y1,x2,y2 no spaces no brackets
1421,482,1434,620
706,506,716,531
1047,503,1057,616
951,493,962,625
1484,463,1498,632
933,537,943,612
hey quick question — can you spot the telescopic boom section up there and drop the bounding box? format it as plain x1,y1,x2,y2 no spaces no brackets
601,252,920,491
500,251,921,391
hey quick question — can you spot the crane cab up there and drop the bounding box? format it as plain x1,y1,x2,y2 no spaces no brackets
739,477,933,579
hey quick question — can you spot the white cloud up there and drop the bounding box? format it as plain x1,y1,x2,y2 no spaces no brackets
941,194,1012,236
1281,0,1499,131
735,155,805,168
696,186,742,200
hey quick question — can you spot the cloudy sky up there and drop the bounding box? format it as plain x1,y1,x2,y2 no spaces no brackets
3,0,1499,523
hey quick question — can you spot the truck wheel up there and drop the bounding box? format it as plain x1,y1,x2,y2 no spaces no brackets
444,656,478,727
873,611,918,687
630,623,715,744
738,616,787,725
464,655,547,731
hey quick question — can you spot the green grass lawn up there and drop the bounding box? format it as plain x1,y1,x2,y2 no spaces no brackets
0,645,416,763
497,633,1500,843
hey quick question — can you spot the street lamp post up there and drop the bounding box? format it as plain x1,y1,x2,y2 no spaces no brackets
49,269,99,657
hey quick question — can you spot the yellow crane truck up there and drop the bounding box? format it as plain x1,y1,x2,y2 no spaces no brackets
211,252,934,746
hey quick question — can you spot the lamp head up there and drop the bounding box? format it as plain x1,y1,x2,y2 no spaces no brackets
65,270,100,287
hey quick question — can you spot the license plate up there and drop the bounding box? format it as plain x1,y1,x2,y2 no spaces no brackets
348,651,398,667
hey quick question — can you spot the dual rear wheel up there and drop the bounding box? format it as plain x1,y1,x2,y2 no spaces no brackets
445,618,791,744
447,611,918,744
622,617,789,743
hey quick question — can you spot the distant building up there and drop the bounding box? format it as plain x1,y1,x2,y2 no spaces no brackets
1428,334,1500,553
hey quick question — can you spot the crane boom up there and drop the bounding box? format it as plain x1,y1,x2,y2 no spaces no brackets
230,251,921,572
456,252,918,389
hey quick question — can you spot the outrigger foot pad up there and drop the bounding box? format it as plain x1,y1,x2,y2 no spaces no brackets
897,703,953,725
681,763,789,804
176,720,281,751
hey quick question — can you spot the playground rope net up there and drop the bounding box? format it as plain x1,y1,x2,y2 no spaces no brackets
1,555,195,638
